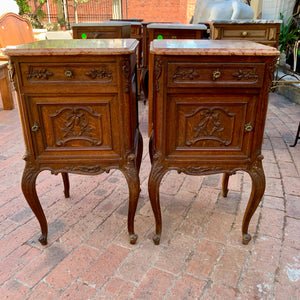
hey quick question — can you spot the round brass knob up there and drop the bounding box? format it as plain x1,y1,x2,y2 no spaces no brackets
65,69,73,78
212,70,221,80
241,31,248,37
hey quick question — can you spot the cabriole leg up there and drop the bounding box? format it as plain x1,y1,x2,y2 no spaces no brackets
122,154,141,244
21,161,47,245
61,172,70,198
242,157,265,245
148,153,167,245
222,173,230,197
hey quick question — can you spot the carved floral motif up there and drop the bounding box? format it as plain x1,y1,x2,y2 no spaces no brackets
26,67,54,80
172,67,200,81
232,68,258,81
154,58,162,92
185,107,235,146
120,58,130,93
85,67,113,80
50,106,103,146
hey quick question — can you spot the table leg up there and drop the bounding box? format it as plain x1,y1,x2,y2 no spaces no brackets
222,173,230,197
242,156,265,245
148,153,167,245
21,161,48,245
122,154,141,245
61,172,70,198
290,122,300,147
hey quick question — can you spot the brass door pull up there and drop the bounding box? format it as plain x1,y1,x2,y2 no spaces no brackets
241,31,248,37
213,70,221,80
65,69,73,78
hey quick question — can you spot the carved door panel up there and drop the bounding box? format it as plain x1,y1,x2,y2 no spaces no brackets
27,95,121,161
165,93,258,161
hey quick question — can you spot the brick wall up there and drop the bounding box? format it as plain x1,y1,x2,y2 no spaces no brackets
123,0,195,24
26,0,197,24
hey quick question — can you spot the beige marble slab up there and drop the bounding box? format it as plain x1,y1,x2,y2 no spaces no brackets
150,39,280,56
3,39,139,56
208,19,282,24
71,22,132,27
148,23,207,30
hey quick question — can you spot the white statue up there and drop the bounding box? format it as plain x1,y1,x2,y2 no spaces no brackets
193,0,254,23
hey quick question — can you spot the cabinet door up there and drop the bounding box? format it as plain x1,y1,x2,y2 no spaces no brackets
27,95,122,162
164,93,258,162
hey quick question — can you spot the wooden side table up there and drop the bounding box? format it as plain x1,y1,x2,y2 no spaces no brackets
148,39,279,245
4,39,143,245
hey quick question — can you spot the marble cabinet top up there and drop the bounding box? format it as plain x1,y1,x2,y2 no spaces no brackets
150,39,279,56
71,21,132,27
3,39,139,56
147,23,207,30
208,19,282,24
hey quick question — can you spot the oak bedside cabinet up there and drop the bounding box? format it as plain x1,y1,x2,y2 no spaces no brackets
4,39,143,245
148,39,279,245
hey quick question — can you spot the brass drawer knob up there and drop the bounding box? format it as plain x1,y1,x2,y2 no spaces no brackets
32,122,40,132
241,31,248,37
245,123,253,132
213,70,221,80
65,69,73,78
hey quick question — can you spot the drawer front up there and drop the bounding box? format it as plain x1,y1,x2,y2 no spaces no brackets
167,62,265,88
164,93,257,160
28,95,121,160
74,28,121,39
153,29,198,40
222,28,267,40
20,62,117,87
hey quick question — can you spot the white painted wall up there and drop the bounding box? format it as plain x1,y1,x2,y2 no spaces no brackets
0,0,19,17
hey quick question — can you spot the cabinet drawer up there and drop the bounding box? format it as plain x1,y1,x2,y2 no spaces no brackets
167,62,265,88
20,62,117,87
222,28,267,40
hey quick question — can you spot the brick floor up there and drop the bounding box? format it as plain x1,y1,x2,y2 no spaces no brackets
0,91,299,299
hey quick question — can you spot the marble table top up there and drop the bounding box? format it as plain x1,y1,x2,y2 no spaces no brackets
148,23,207,30
208,19,282,24
150,39,280,56
3,39,139,56
71,22,132,27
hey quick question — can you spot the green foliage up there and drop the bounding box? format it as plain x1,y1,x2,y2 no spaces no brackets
279,12,299,54
14,0,31,14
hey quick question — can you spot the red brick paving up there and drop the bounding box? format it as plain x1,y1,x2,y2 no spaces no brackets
0,91,299,298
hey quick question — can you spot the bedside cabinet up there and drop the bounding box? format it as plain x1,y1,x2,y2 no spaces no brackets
4,39,143,245
148,39,279,245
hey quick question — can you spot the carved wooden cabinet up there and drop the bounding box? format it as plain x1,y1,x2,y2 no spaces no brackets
208,20,282,48
148,39,279,245
71,22,131,39
4,39,143,245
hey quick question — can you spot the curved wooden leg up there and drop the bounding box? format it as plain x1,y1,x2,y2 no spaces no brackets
61,172,70,198
222,173,230,197
21,161,47,245
135,130,143,174
148,153,167,245
149,132,154,164
242,156,265,245
122,154,141,244
140,68,148,103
